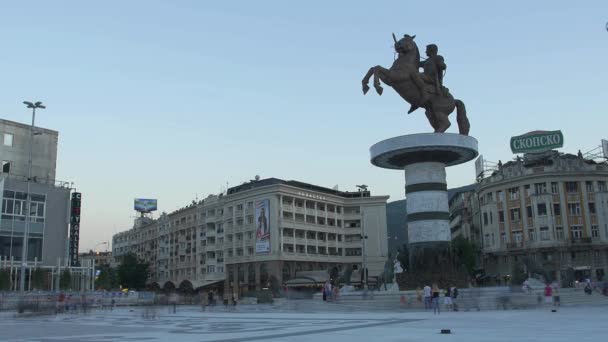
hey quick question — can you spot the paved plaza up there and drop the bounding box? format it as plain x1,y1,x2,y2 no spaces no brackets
1,301,607,342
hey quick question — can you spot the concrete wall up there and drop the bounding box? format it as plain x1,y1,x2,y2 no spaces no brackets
0,119,58,181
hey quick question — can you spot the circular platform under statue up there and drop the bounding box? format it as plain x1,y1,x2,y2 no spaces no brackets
370,133,478,170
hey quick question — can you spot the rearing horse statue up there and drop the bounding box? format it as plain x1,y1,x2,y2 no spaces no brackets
362,34,470,136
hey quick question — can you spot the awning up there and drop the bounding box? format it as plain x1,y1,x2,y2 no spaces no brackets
193,279,224,289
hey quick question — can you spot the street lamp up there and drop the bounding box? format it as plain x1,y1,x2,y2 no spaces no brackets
19,101,45,292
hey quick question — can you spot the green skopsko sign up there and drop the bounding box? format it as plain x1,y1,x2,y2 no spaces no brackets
510,130,564,154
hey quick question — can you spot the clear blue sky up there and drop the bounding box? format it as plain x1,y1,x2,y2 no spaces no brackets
1,1,607,252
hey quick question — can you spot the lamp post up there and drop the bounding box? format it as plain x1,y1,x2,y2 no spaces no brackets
19,101,45,292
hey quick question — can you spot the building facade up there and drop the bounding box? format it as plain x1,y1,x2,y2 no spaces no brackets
478,151,608,284
0,118,82,291
113,178,389,295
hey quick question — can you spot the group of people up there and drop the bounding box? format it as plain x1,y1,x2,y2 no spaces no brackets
421,284,458,314
322,281,340,302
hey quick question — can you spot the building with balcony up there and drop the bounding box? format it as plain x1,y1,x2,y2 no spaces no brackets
112,177,389,296
478,150,608,284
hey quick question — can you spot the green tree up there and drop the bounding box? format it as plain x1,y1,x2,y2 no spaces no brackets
117,253,149,290
0,269,11,290
60,269,72,290
451,236,477,275
31,268,45,290
95,265,118,290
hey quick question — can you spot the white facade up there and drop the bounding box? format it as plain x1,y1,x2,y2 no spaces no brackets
113,178,390,294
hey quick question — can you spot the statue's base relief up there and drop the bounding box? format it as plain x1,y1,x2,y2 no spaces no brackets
371,133,478,287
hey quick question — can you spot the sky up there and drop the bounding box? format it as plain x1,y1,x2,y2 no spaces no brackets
0,1,607,252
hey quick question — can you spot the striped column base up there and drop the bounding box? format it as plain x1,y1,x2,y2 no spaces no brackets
405,162,450,245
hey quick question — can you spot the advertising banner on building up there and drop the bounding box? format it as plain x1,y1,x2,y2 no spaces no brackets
69,192,82,266
134,198,157,213
255,199,270,253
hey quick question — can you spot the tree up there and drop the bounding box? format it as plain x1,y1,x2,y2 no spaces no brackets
0,269,11,290
95,265,118,290
117,253,150,290
60,269,72,290
451,236,477,275
31,268,45,290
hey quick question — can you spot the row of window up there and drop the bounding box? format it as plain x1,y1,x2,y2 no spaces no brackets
482,181,608,204
484,224,603,246
483,201,597,226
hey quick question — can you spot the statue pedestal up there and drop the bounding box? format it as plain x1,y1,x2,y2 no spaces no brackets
370,133,478,286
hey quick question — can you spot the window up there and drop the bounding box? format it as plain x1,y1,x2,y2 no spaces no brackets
510,208,520,221
551,182,559,194
599,181,607,192
3,133,13,146
514,231,522,243
566,182,578,193
247,215,253,224
526,206,533,218
540,227,550,241
553,203,561,216
207,265,215,273
535,183,547,194
591,225,599,238
508,187,519,200
570,226,583,239
555,226,564,240
525,184,532,197
528,229,535,241
500,232,506,244
483,212,488,225
490,212,493,224
2,161,10,173
498,211,505,222
589,202,596,215
497,191,505,202
484,234,491,246
236,204,243,211
586,181,594,193
537,203,547,216
568,203,581,216
248,247,254,255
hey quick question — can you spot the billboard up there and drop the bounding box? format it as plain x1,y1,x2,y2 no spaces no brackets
134,198,157,213
255,199,270,253
510,130,563,154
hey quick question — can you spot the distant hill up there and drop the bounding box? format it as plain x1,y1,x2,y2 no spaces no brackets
386,183,477,254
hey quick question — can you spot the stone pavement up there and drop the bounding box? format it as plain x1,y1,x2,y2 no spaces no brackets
0,302,606,341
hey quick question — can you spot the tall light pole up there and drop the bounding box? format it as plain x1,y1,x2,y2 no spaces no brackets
19,101,45,292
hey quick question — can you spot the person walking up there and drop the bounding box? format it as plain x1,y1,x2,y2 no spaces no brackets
444,286,453,311
423,284,432,310
552,282,560,308
451,286,459,311
431,284,441,315
544,283,553,308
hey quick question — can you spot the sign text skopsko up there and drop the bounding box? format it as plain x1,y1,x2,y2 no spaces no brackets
510,130,563,154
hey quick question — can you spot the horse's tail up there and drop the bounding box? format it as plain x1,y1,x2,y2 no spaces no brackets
455,99,470,136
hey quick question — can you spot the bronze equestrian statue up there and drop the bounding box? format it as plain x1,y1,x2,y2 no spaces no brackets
362,34,470,135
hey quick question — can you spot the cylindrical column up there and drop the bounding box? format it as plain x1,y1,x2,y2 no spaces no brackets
405,162,450,245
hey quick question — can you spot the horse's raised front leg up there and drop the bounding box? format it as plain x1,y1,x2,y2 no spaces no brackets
362,67,374,95
373,66,392,96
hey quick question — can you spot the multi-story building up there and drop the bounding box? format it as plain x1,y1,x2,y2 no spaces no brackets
0,118,79,290
478,149,608,284
0,119,72,267
449,188,481,245
113,178,390,296
79,251,112,268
